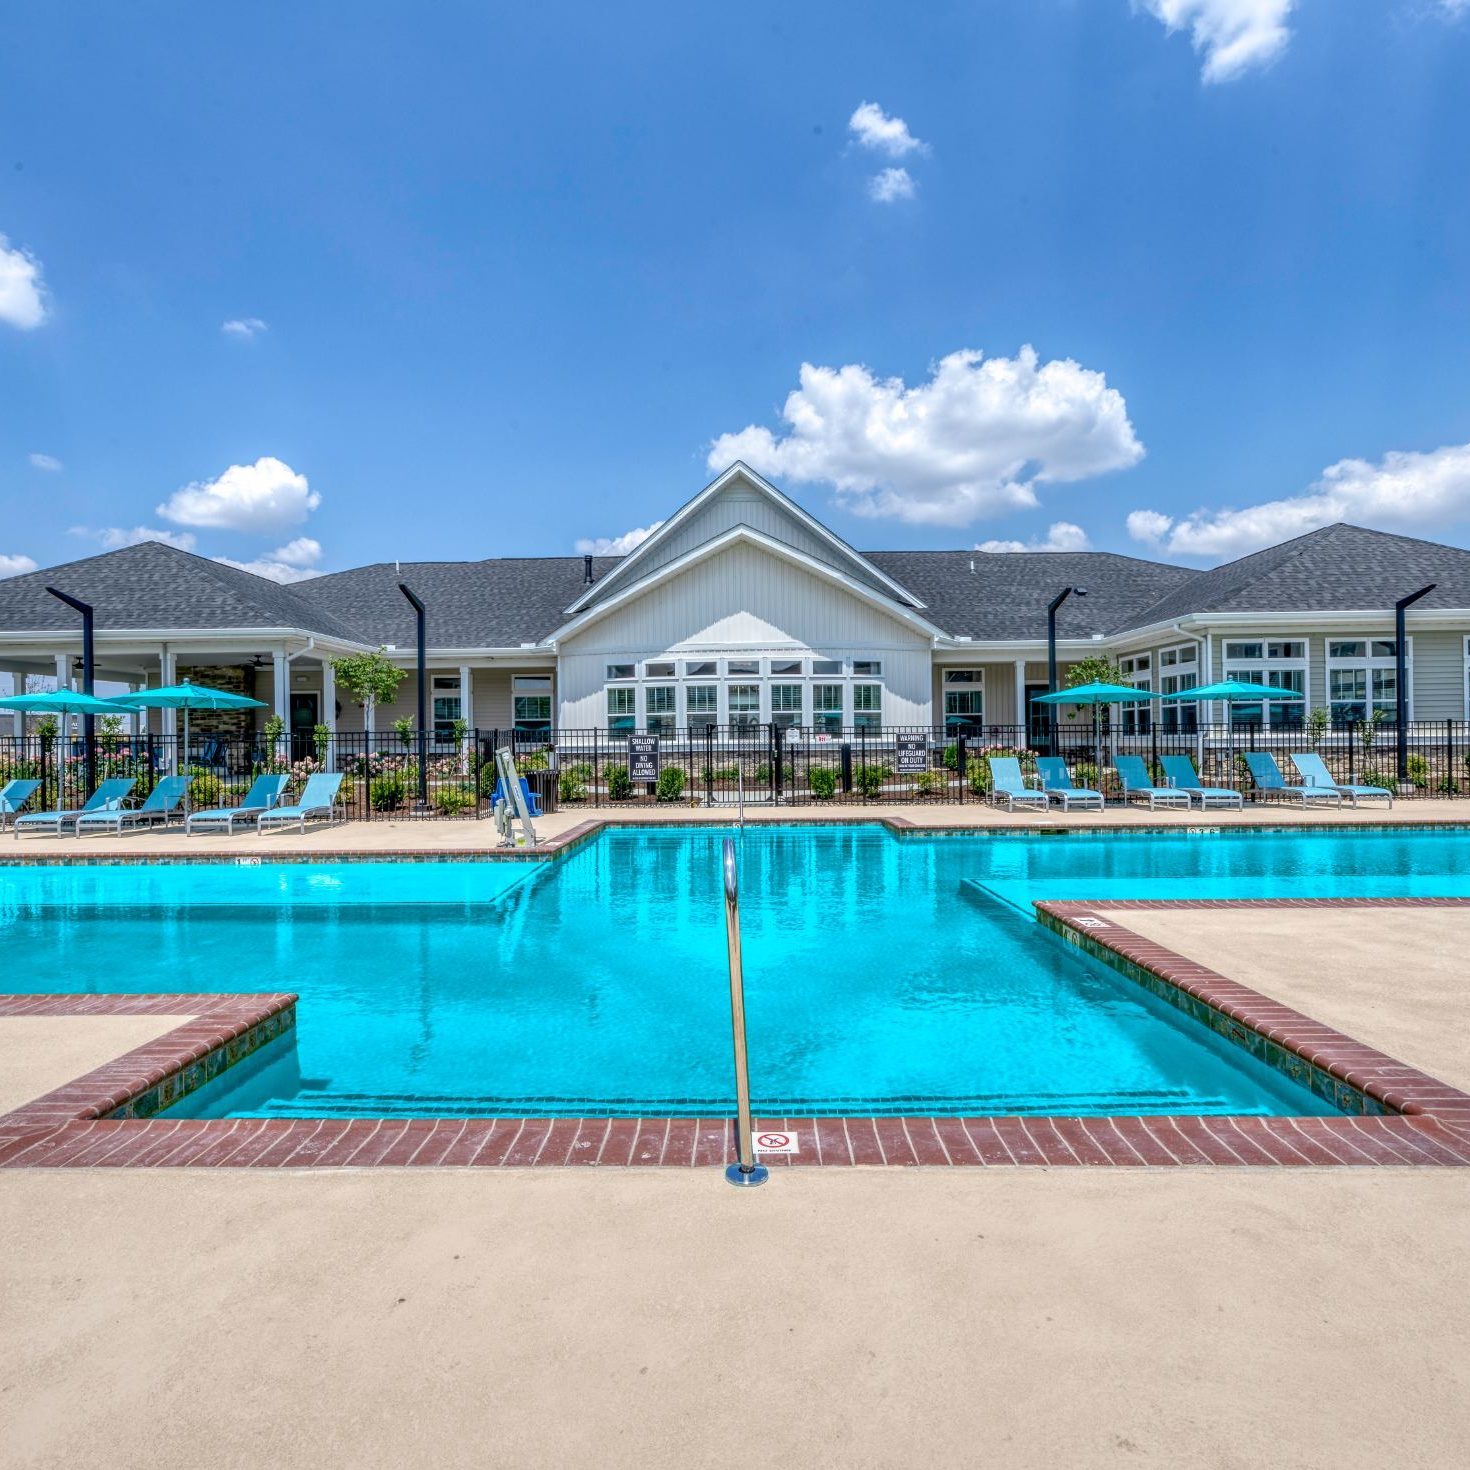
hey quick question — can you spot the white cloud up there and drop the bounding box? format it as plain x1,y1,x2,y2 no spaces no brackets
1436,0,1469,18
222,317,268,339
976,521,1092,553
1127,440,1470,559
214,537,324,584
709,346,1144,528
157,456,318,533
0,233,47,329
69,524,200,552
0,553,38,578
1136,0,1294,83
869,167,917,204
848,102,927,158
574,521,664,556
28,452,62,472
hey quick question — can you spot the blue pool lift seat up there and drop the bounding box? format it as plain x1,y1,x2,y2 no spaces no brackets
490,776,543,817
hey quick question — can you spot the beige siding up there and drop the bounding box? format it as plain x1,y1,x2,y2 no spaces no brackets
1410,629,1465,718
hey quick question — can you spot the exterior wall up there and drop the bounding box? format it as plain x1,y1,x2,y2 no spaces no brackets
558,539,933,729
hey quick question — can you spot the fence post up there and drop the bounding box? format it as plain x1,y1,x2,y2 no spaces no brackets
956,734,966,804
840,739,852,796
772,723,784,806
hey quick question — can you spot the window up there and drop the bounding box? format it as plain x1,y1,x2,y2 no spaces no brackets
686,684,718,730
943,670,983,730
645,685,676,735
606,686,636,736
512,675,552,737
431,676,461,744
811,659,841,676
813,683,843,735
645,661,675,678
726,659,759,676
853,683,882,730
605,663,635,680
1117,655,1152,735
1328,638,1403,724
1222,638,1306,728
728,683,759,733
683,660,717,677
853,660,882,677
1157,644,1199,732
770,659,804,676
770,683,803,729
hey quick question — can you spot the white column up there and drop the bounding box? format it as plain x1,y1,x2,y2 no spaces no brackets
322,660,337,736
54,654,72,744
160,647,178,745
459,664,473,732
9,672,24,737
272,651,290,755
1013,659,1026,737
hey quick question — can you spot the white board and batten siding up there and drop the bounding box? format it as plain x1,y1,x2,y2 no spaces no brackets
557,540,935,728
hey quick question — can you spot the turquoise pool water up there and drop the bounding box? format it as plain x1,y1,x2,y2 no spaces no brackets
3,824,1464,1119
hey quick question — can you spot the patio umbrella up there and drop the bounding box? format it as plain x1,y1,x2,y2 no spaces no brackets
1162,678,1304,792
111,682,267,814
1032,680,1151,781
0,690,132,715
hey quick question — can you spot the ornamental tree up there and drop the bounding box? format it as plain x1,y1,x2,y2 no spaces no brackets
331,649,406,735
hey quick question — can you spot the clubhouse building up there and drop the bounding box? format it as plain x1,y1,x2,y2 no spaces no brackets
3,462,1470,748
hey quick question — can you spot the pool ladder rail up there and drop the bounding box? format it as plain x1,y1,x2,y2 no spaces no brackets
722,836,767,1187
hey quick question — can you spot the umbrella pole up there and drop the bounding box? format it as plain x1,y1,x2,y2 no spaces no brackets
183,706,190,816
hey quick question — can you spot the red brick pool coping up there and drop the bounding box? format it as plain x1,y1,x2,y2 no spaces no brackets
3,898,1470,1169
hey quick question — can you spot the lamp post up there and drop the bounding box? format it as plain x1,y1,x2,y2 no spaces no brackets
1046,586,1087,751
1395,584,1435,781
398,582,429,809
46,587,96,792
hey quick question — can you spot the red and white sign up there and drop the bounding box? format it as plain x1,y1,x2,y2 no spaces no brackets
753,1129,800,1155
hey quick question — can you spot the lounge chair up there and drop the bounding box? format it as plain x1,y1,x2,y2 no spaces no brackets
1289,752,1393,809
1114,755,1191,810
1243,752,1343,807
1158,756,1243,811
986,756,1049,812
14,777,136,838
75,775,189,836
0,778,40,831
185,773,289,835
1035,756,1105,811
490,775,543,818
257,773,344,834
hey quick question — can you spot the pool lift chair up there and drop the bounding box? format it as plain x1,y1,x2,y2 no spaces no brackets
492,747,539,848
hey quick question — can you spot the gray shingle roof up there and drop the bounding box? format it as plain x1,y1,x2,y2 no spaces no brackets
0,541,364,641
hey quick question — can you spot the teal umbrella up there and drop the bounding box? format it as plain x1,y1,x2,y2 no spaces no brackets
1163,678,1304,792
1033,680,1151,776
0,690,131,715
112,682,267,813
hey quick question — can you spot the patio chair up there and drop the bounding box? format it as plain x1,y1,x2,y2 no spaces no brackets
1035,756,1105,812
1289,752,1393,809
1158,755,1244,811
490,775,543,818
1113,755,1191,810
185,773,290,834
985,757,1049,812
75,775,189,837
1243,752,1343,807
14,777,137,839
0,778,41,831
257,773,344,834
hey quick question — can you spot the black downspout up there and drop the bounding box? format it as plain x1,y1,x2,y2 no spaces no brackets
1395,584,1435,781
398,582,429,809
46,587,96,793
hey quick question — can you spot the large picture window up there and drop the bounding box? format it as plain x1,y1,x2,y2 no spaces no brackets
728,683,759,734
645,684,676,734
942,669,983,731
853,683,882,731
813,683,843,734
770,683,803,729
1327,639,1402,724
686,684,718,730
431,675,461,744
1117,655,1151,735
1222,639,1306,728
606,686,636,736
512,675,552,737
1158,645,1198,733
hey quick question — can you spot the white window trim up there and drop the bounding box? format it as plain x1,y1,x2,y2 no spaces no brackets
1219,636,1309,731
1326,636,1411,724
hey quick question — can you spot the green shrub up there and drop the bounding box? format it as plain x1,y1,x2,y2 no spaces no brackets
1073,761,1099,789
1359,769,1398,796
432,784,477,815
967,761,991,796
655,766,686,802
519,751,549,771
370,773,407,811
187,765,222,808
1405,754,1429,788
753,762,794,784
605,763,632,801
808,766,838,800
941,742,959,771
853,763,888,798
914,771,944,797
703,765,740,783
566,761,592,781
558,770,587,802
1438,777,1460,795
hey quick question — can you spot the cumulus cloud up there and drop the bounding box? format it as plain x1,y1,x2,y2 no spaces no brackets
69,524,201,552
869,167,917,204
574,522,665,557
157,456,318,534
28,452,62,472
213,537,324,584
0,233,47,329
709,347,1144,528
1127,440,1470,559
1436,0,1469,17
1136,0,1294,83
848,102,927,158
0,553,38,578
976,522,1092,553
221,317,268,339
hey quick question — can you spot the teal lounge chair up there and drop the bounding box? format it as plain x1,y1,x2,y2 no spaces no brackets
14,777,136,838
75,775,189,836
1114,755,1191,810
257,773,344,834
185,773,289,835
0,778,40,831
1035,756,1104,811
1243,752,1343,807
1158,755,1243,811
1289,752,1393,808
986,757,1048,812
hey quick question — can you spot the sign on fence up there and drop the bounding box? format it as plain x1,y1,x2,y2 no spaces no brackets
894,734,928,774
628,734,661,782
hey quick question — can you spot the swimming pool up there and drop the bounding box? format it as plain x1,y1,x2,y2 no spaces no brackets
4,824,1466,1119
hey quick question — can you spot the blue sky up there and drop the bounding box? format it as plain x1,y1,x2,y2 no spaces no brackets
2,1,1469,582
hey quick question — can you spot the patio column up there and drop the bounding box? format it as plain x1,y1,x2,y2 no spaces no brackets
272,651,290,755
1013,659,1026,738
54,654,71,742
321,659,337,736
459,664,473,731
160,646,177,744
8,671,23,737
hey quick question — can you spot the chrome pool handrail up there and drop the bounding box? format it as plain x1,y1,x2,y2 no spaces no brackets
722,836,767,1187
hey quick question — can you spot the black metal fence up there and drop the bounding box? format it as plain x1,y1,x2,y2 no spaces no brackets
3,718,1467,818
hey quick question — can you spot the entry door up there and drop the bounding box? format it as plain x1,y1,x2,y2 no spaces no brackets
290,692,320,759
1024,684,1051,748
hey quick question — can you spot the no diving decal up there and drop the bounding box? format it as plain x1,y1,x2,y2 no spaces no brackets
753,1129,800,1155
